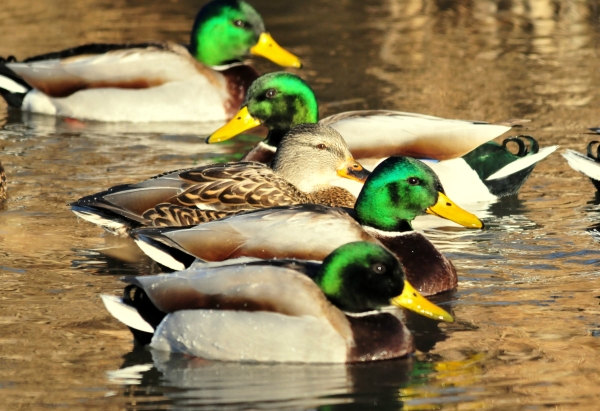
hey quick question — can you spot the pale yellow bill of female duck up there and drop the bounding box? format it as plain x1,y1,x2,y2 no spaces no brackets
70,124,368,236
206,72,557,203
132,156,484,296
561,140,600,191
0,0,301,122
101,242,453,363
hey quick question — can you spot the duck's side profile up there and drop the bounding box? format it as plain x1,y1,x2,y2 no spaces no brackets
0,161,6,201
0,0,301,122
71,124,368,236
101,242,453,363
562,140,600,191
206,72,557,202
132,156,484,296
433,134,558,202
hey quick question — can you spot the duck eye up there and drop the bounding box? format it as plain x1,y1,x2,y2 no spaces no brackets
266,89,277,99
408,177,421,185
316,143,327,150
371,263,386,274
233,20,247,28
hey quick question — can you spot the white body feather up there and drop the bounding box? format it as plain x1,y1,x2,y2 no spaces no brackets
8,46,230,122
325,112,512,160
152,310,348,363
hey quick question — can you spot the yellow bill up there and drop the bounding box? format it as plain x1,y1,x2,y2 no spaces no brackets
426,192,484,229
336,159,371,183
206,106,261,143
250,33,302,68
391,280,454,322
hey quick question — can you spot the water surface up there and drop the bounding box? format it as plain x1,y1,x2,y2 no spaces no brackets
1,0,600,409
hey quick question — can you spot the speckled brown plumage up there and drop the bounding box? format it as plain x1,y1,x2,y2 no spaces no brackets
174,162,313,209
72,124,364,234
0,162,6,201
309,186,357,208
142,203,240,227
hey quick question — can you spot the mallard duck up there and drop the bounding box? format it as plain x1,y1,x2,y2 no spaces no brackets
206,72,557,202
0,161,6,201
71,124,369,236
132,156,484,296
101,241,454,363
562,140,600,190
0,0,301,122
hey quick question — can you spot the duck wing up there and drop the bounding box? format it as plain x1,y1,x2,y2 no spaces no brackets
173,162,310,210
8,42,219,98
132,204,377,268
71,162,312,234
320,110,525,161
124,266,347,324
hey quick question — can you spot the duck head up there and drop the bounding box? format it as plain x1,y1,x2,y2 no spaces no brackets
272,124,368,191
191,1,301,67
354,157,484,231
316,242,454,322
207,72,317,144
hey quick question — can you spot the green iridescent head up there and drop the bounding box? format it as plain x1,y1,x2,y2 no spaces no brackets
190,0,301,68
354,157,484,231
317,242,455,322
315,242,404,313
191,0,264,66
355,157,444,231
206,72,316,144
243,72,319,129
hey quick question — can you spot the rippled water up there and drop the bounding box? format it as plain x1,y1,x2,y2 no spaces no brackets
2,0,600,409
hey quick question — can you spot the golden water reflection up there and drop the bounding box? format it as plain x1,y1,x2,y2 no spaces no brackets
1,0,600,409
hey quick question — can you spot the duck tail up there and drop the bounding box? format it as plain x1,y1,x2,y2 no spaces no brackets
70,204,137,237
486,136,558,182
492,118,531,127
100,292,157,346
482,136,558,197
0,56,30,108
131,227,198,271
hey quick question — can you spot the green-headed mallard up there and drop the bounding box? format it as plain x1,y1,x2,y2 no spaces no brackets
71,124,368,236
101,242,453,363
132,156,484,296
206,72,557,202
562,139,600,191
0,0,301,122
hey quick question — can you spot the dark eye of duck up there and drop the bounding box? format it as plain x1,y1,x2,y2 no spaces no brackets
407,177,421,186
266,89,277,99
233,20,248,28
371,263,386,274
316,143,327,150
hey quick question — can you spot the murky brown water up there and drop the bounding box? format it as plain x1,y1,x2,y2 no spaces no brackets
2,0,600,409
